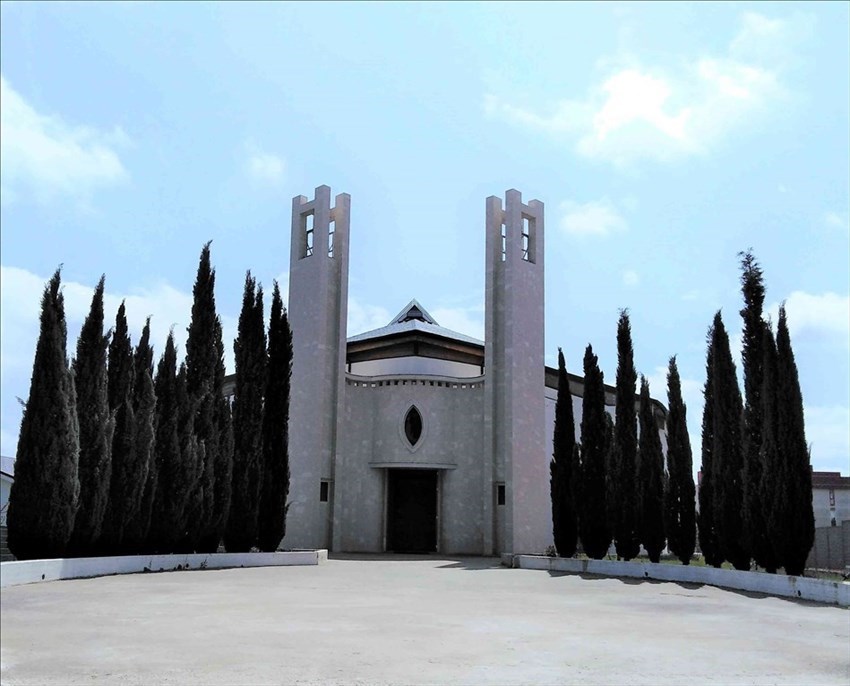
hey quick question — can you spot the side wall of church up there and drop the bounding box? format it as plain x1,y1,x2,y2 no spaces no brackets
334,378,485,554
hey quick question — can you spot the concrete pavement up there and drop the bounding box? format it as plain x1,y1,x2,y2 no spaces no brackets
1,555,848,685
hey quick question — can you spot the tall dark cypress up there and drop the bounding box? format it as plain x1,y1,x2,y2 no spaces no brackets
578,344,611,559
259,281,293,552
698,324,723,567
225,274,267,552
68,276,114,557
637,376,665,563
775,306,814,576
209,319,234,551
99,302,137,554
550,349,577,556
123,319,157,554
613,310,639,560
148,332,183,553
7,269,80,560
603,412,617,557
176,362,205,554
664,356,696,565
710,311,750,571
759,323,783,572
186,242,223,553
739,250,772,570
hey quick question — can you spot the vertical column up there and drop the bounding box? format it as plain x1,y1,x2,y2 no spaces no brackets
287,185,350,551
483,189,547,555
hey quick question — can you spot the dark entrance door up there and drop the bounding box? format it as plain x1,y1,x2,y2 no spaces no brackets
387,469,437,553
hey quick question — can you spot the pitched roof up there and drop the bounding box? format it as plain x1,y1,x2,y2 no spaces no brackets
812,471,850,490
347,299,484,347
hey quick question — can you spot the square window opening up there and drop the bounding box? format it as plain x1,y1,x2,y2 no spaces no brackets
320,480,330,503
497,483,506,506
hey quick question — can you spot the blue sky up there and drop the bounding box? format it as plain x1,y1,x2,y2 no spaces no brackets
1,2,848,475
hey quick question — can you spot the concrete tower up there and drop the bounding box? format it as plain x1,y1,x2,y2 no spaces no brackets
287,185,350,550
483,189,547,555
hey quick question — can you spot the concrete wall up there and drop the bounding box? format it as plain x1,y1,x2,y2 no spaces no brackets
807,522,850,571
0,550,327,589
334,374,485,554
0,474,11,527
350,358,482,378
813,487,850,528
513,555,850,606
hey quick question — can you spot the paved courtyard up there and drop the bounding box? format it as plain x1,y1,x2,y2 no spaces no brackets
1,555,848,685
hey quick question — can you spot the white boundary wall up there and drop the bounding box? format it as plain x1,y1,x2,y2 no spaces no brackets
510,555,850,606
0,550,328,589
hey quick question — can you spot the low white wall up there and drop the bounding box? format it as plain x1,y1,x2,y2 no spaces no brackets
512,555,850,607
0,550,327,589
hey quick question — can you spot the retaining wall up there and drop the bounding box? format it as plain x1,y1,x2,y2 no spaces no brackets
510,555,850,607
0,550,327,588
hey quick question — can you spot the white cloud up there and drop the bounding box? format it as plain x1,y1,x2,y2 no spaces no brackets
559,200,627,236
804,406,850,474
0,75,129,205
347,298,391,336
622,270,640,288
485,12,790,167
244,142,285,185
824,211,848,232
430,306,485,341
767,291,850,345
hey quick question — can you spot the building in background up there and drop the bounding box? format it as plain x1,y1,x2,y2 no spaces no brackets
812,471,850,528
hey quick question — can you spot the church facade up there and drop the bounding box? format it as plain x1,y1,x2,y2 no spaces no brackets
283,185,664,556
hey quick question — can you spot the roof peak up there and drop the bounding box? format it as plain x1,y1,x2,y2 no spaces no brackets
390,299,438,326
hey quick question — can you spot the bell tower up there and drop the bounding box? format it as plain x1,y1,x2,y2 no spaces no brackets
483,189,548,555
286,185,350,550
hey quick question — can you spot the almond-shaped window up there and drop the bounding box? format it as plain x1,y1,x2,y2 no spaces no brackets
404,406,423,447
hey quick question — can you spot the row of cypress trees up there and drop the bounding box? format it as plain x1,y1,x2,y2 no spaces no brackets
698,251,813,575
551,250,813,575
550,311,695,564
7,244,293,560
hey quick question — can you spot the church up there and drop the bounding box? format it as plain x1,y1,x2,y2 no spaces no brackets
284,185,665,556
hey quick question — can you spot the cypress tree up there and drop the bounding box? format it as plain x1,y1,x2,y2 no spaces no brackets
99,302,137,554
209,320,234,551
186,242,227,553
148,332,182,553
603,412,617,557
550,348,577,557
7,269,80,560
225,274,267,552
664,356,696,565
710,311,750,571
258,281,293,552
759,323,784,572
739,250,773,570
697,325,723,567
637,376,665,563
775,306,814,576
176,362,205,553
612,310,639,560
68,276,114,557
578,344,611,559
123,319,157,553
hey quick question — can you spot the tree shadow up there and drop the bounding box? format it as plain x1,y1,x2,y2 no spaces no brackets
545,570,835,606
328,552,504,570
